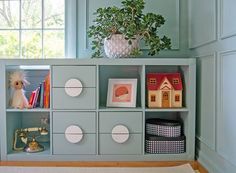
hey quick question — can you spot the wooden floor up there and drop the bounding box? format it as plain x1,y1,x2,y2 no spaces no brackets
0,161,208,173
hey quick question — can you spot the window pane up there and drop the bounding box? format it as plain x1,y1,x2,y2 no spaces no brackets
44,0,64,28
0,0,19,29
0,31,19,58
21,0,42,28
44,30,64,58
22,30,42,58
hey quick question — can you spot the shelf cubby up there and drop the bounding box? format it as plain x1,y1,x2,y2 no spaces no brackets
145,65,189,109
99,65,143,108
5,65,50,109
6,112,50,155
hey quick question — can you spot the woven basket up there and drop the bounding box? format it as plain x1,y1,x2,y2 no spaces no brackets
145,134,186,154
146,118,182,137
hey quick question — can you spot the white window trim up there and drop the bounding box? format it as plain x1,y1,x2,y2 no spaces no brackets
65,0,77,58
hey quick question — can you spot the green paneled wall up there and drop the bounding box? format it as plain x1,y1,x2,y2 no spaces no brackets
189,0,236,172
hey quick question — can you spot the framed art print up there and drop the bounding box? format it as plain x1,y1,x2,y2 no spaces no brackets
106,78,137,107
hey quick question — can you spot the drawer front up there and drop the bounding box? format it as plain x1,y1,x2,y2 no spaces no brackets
53,88,96,109
53,112,96,133
53,134,96,155
99,112,142,133
52,66,96,87
99,133,142,155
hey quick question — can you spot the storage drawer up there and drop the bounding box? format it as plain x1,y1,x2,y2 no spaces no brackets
99,133,142,155
52,66,96,87
53,112,96,133
53,88,96,109
53,134,96,155
99,112,142,133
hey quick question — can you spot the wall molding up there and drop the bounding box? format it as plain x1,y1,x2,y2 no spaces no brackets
217,50,236,167
195,53,216,151
196,141,223,173
77,0,90,57
220,0,236,39
188,0,217,49
197,138,236,173
142,0,180,50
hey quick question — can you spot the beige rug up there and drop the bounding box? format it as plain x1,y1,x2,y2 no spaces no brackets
0,164,195,173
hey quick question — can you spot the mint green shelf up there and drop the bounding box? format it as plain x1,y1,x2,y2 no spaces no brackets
145,107,189,112
0,58,196,161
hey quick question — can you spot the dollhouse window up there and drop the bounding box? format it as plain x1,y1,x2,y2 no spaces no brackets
151,95,156,102
173,78,179,85
175,94,180,102
149,78,157,85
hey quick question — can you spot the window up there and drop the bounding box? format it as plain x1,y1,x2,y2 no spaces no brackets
151,95,156,102
172,78,179,85
0,0,76,59
175,94,180,102
149,78,157,85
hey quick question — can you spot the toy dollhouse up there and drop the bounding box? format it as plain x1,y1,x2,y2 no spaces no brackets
147,73,183,108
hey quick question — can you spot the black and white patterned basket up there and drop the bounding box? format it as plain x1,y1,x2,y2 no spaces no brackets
145,134,186,154
146,118,182,137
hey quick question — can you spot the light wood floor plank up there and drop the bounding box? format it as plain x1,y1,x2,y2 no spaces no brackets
0,161,208,173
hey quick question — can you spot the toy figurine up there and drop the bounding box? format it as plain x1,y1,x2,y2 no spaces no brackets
9,71,31,109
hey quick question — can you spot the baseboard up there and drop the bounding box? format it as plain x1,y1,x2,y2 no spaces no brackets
0,161,194,167
197,161,208,173
196,139,236,173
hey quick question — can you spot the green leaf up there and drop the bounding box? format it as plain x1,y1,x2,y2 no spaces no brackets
87,0,171,58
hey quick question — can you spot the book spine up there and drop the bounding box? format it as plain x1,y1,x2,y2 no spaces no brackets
44,73,50,108
40,81,45,108
29,91,36,106
33,87,40,108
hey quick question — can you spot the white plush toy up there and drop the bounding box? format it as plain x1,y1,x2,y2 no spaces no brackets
9,71,31,109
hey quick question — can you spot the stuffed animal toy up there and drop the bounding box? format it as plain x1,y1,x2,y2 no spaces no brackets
9,71,31,109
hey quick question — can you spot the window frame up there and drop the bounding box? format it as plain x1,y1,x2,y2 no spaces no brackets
0,0,77,59
65,0,77,58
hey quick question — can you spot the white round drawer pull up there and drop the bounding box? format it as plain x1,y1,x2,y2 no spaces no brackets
65,125,83,143
111,125,129,144
65,79,83,97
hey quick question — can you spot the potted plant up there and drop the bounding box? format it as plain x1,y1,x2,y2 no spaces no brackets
88,0,171,58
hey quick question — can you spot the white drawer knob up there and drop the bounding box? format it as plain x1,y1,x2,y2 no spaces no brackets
65,79,83,97
111,125,129,144
65,125,83,143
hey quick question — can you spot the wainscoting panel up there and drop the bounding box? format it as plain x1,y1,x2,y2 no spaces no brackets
142,0,179,50
188,0,217,48
77,0,180,57
196,54,216,150
217,50,236,167
220,0,236,39
197,139,236,173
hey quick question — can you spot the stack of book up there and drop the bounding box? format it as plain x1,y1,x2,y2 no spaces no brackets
28,73,50,108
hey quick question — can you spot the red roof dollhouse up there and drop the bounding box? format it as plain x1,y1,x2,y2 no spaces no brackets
147,73,183,108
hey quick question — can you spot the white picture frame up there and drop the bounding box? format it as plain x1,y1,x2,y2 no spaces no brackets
106,78,137,107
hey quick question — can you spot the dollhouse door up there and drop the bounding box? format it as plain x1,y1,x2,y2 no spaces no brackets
162,91,170,107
